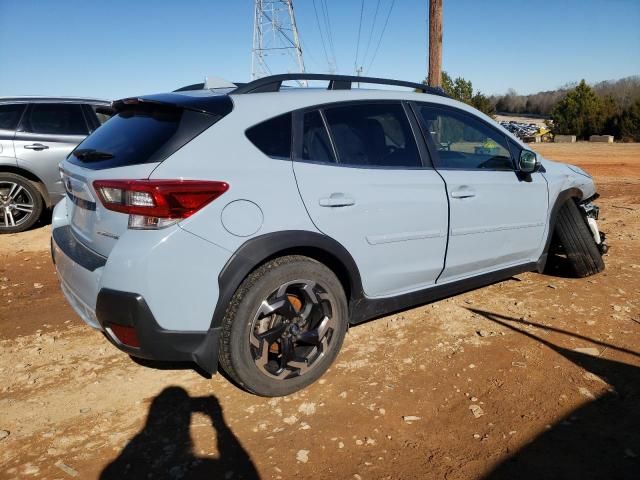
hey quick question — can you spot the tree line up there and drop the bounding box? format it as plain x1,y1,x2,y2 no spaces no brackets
546,80,640,140
424,72,495,117
425,74,640,141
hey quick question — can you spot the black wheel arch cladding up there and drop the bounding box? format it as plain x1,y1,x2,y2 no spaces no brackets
210,230,364,330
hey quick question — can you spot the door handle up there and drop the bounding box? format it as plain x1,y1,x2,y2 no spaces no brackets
450,188,476,199
24,143,49,151
319,193,355,207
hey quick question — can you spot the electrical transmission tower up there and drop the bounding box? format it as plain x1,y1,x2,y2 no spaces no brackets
252,0,306,84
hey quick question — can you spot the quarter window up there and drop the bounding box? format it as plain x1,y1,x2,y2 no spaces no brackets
246,113,292,158
323,103,421,168
417,106,513,170
302,110,335,163
23,103,88,135
0,104,26,131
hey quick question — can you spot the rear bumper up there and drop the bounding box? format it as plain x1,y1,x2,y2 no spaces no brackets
52,230,221,373
51,199,226,375
96,288,220,375
51,225,104,329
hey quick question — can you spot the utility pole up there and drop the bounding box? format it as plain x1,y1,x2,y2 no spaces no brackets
427,0,443,88
252,0,306,85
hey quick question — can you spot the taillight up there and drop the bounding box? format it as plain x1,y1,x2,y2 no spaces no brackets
93,180,228,230
108,324,140,348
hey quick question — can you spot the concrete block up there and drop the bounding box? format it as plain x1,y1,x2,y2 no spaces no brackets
554,135,576,143
589,135,614,143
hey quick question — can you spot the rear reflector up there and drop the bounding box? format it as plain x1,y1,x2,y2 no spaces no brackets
109,324,140,348
93,180,229,230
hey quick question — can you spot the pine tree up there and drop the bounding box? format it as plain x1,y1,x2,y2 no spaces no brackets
550,80,603,139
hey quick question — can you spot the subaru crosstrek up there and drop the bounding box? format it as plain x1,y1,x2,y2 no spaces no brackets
51,74,607,396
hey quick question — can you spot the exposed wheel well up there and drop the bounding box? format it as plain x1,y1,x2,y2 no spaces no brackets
537,191,583,272
0,166,50,207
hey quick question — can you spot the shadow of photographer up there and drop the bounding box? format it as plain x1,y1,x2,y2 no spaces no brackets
100,386,260,480
467,308,639,480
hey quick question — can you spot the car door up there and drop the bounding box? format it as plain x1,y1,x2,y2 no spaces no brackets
0,103,26,166
293,102,448,298
14,103,90,201
413,103,548,283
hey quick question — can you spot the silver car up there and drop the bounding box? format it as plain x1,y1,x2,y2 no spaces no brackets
0,97,112,233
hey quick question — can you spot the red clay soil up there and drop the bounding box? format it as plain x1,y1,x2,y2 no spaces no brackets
0,143,638,480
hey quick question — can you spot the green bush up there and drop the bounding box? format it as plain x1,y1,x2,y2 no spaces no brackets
619,98,640,142
550,80,604,139
423,72,495,116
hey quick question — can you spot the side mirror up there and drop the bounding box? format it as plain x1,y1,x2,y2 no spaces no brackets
518,150,539,174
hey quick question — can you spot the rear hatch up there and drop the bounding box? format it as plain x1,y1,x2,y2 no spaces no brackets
60,93,233,258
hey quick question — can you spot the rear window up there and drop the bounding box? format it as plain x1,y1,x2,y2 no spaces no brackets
67,100,230,170
0,104,26,131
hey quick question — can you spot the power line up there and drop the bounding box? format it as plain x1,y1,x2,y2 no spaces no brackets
366,0,396,74
320,0,338,72
354,0,365,74
362,0,381,69
311,0,332,72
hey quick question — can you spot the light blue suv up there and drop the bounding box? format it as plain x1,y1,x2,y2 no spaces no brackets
51,74,607,396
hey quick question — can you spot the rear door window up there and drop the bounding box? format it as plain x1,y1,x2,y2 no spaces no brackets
301,110,335,163
246,113,292,159
23,103,88,135
323,103,421,168
0,104,27,131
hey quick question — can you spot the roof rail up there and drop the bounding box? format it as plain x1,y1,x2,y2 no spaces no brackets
231,73,448,97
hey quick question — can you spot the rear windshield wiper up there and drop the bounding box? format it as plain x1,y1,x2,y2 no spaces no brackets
73,149,114,161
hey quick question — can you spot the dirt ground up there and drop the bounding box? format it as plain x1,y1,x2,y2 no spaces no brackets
0,143,638,480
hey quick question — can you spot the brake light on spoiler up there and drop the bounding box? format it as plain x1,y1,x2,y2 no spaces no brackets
93,180,229,230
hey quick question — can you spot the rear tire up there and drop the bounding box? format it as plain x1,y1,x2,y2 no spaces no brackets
0,173,44,234
554,200,605,277
219,255,348,397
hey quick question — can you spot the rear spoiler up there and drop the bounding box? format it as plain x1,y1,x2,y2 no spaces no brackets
112,93,233,116
174,76,242,92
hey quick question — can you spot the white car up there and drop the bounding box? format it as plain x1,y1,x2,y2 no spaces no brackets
51,74,607,396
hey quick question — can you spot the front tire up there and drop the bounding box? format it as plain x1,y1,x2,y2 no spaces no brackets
219,255,348,396
0,173,44,234
554,200,605,277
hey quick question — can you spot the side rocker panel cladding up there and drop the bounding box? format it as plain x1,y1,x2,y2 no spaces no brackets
209,229,542,332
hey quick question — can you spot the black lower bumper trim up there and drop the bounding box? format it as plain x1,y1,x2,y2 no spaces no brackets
52,226,106,271
95,288,220,375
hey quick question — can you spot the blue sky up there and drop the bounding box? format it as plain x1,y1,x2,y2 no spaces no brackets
1,0,638,99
